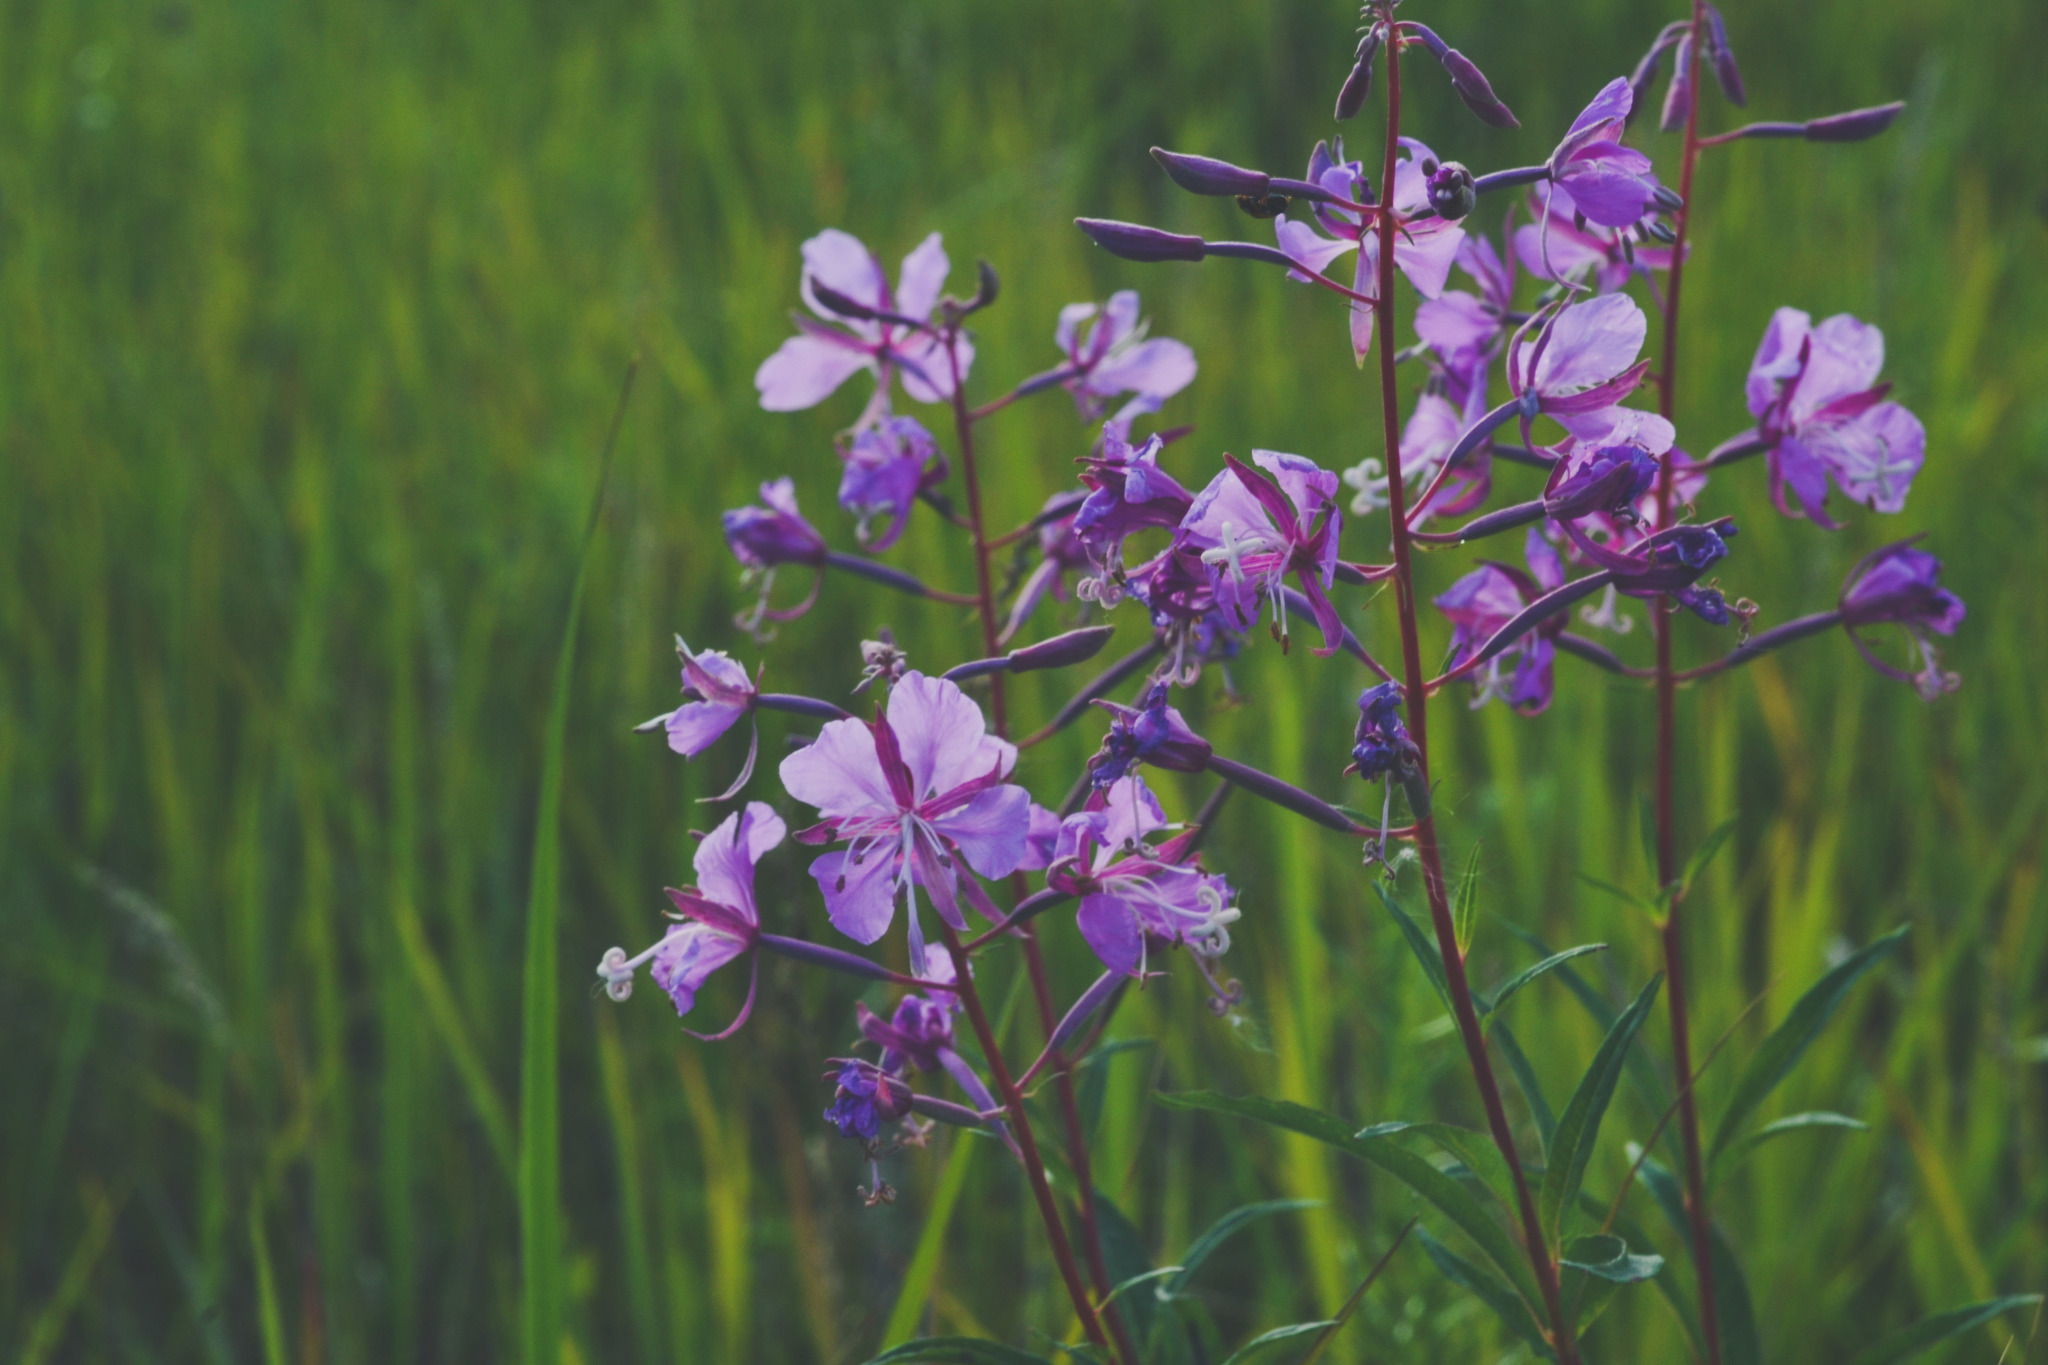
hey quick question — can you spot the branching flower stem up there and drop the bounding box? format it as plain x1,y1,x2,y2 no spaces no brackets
1373,28,1580,1365
943,333,1137,1365
1652,8,1725,1362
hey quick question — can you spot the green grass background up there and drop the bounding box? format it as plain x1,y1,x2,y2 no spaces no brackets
3,0,2045,1359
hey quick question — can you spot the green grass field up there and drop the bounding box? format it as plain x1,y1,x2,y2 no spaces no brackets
3,0,2045,1359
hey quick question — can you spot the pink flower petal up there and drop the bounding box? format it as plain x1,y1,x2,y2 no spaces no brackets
754,333,876,411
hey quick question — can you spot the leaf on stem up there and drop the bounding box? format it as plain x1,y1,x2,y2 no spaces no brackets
1216,1321,1338,1365
1540,975,1664,1245
1710,1111,1868,1189
1844,1294,2043,1365
1372,883,1449,1012
864,1339,1056,1365
1481,944,1611,1017
1416,1227,1555,1360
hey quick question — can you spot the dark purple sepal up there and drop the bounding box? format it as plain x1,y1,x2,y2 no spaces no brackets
1075,218,1207,263
1046,970,1128,1055
1205,754,1360,835
1805,102,1906,142
1150,147,1271,197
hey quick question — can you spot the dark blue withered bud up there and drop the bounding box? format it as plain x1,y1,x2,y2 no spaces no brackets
1335,25,1382,121
1659,35,1695,132
1804,102,1906,142
1149,148,1271,198
1701,4,1746,106
1075,219,1207,263
1426,161,1478,221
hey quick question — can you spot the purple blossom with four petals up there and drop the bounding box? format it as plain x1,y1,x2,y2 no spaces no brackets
1436,529,1569,714
1177,450,1346,654
1054,291,1198,420
1838,538,1964,698
1545,78,1671,229
1507,294,1673,447
838,416,948,552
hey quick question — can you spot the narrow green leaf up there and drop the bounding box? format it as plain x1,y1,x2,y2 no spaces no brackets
865,1338,1056,1365
1373,883,1449,1011
1492,1022,1558,1154
1100,1267,1180,1308
1680,815,1740,897
520,359,636,1365
1561,1233,1662,1283
1637,792,1661,889
1416,1227,1554,1360
1710,925,1909,1160
1156,1092,1541,1312
1540,975,1663,1244
1482,944,1610,1017
1217,1321,1336,1365
1164,1199,1321,1296
1453,843,1483,955
1576,874,1652,913
1353,1121,1518,1220
1846,1294,2043,1365
1092,1195,1175,1360
1641,1157,1762,1365
1711,1111,1869,1187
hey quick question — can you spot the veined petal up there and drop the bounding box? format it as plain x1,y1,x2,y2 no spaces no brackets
1393,217,1465,299
934,782,1031,880
893,232,951,322
1276,217,1358,281
779,717,899,818
1533,293,1647,396
1746,306,1812,419
887,672,1015,800
809,848,901,945
755,334,875,411
665,700,744,759
801,228,889,317
650,922,751,1017
1086,337,1197,402
898,331,972,403
692,801,786,923
1076,892,1145,976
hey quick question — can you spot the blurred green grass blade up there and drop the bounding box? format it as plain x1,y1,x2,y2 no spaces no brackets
882,1131,981,1348
521,359,638,1365
18,1183,117,1365
1164,1198,1322,1297
864,1338,1054,1365
393,886,516,1180
1641,1157,1761,1365
1480,944,1610,1018
1216,1320,1335,1365
1710,1111,1869,1190
1709,925,1908,1161
249,1191,290,1365
1491,1022,1557,1154
1846,1294,2042,1365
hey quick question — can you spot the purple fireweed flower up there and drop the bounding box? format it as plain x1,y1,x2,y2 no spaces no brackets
1414,233,1516,407
1177,450,1346,654
1349,390,1493,523
1514,183,1679,292
1838,538,1965,698
596,801,786,1039
1436,528,1569,714
857,990,956,1076
723,477,830,636
1609,520,1740,624
823,1058,914,1141
1014,802,1066,872
1507,295,1674,447
1274,137,1466,360
1087,679,1214,787
1348,681,1420,783
1073,426,1195,596
1744,308,1925,527
838,416,947,552
755,230,973,418
658,638,758,760
779,672,1030,962
1055,291,1197,420
1546,78,1671,229
1044,776,1239,985
999,497,1094,645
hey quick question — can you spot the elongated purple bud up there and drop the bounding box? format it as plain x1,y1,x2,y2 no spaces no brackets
1046,970,1127,1056
1554,633,1631,675
1443,498,1546,544
758,933,898,982
1466,573,1614,671
756,692,853,722
1472,164,1549,197
1701,3,1746,106
1440,48,1519,129
1202,241,1301,269
1149,147,1272,197
941,656,1009,683
1627,24,1684,126
1008,625,1117,673
1660,35,1695,132
1804,102,1905,142
824,549,936,597
1075,218,1207,263
908,1093,995,1130
1334,25,1381,120
1205,754,1360,835
1716,611,1844,668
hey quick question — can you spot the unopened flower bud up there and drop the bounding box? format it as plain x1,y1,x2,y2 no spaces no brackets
1426,161,1477,221
1701,3,1747,106
1659,35,1694,132
1075,218,1207,263
1334,26,1381,120
1149,147,1272,198
1008,625,1117,673
1440,48,1520,129
1804,102,1905,143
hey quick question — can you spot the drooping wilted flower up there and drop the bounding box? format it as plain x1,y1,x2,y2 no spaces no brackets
1348,681,1420,783
1838,538,1964,698
1744,308,1925,526
1087,680,1213,787
838,416,947,552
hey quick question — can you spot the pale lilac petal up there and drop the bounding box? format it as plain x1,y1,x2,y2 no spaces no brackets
1534,294,1647,395
1773,436,1835,521
1393,218,1465,299
1525,525,1566,591
1251,449,1340,527
1055,301,1098,359
779,717,897,818
1555,406,1675,451
898,332,972,403
1276,217,1358,280
1513,217,1607,283
1180,466,1279,551
665,701,744,758
1746,307,1812,418
1794,313,1886,415
810,849,900,945
801,228,889,318
1014,803,1065,872
934,783,1031,879
1818,402,1923,513
1095,776,1170,854
1557,148,1660,228
1415,291,1497,360
1392,138,1440,213
687,649,753,697
1351,238,1378,360
1076,893,1145,976
1555,77,1634,165
755,333,876,411
893,232,951,321
650,923,750,1016
1086,338,1198,402
886,672,1015,800
1101,291,1142,349
692,801,786,922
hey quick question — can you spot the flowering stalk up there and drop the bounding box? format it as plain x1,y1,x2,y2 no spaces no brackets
1651,8,1727,1360
1372,24,1580,1364
941,326,1137,1365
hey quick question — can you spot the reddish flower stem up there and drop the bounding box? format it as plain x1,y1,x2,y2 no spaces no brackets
1652,9,1725,1363
944,335,1136,1365
1374,31,1579,1364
